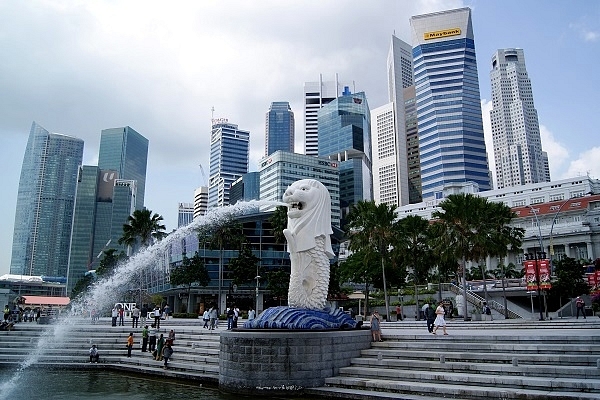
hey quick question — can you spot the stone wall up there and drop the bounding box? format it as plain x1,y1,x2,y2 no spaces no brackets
219,329,372,396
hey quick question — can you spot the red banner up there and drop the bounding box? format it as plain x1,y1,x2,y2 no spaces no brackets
525,260,538,291
538,259,551,289
588,274,597,288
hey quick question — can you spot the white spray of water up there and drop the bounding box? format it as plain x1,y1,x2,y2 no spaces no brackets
0,200,286,400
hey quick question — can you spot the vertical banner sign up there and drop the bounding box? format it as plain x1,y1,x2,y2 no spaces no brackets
596,270,600,289
525,260,538,291
588,273,597,288
538,259,551,289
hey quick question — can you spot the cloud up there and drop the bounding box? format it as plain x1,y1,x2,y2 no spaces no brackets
539,125,570,179
562,147,600,180
569,21,600,42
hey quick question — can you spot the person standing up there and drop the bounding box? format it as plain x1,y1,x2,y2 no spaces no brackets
425,304,436,333
209,306,218,331
370,311,382,342
89,344,99,363
153,306,161,329
226,307,234,330
396,304,402,321
168,329,175,345
163,304,170,320
432,301,448,335
132,305,140,328
162,341,173,369
202,309,210,328
3,305,10,322
118,307,124,326
141,325,149,352
148,324,157,353
232,306,239,329
111,307,118,327
576,296,586,319
155,333,165,361
247,307,255,321
140,304,148,327
126,332,134,358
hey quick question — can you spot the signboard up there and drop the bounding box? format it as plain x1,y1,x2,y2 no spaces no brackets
424,28,461,40
538,259,551,289
524,260,538,290
524,259,552,290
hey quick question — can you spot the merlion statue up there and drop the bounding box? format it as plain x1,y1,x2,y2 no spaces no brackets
243,179,358,330
283,179,333,309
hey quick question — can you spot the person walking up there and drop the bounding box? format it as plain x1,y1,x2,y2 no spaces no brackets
141,325,149,352
209,306,218,331
576,296,587,319
202,309,210,328
432,301,448,335
148,324,157,352
153,306,161,329
425,303,436,333
126,332,134,358
162,341,173,369
132,305,140,328
370,310,382,342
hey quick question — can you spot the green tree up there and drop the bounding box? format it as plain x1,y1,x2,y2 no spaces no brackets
228,243,261,287
269,206,288,244
345,201,399,316
95,248,127,277
339,248,381,315
170,251,210,313
197,215,244,308
70,273,95,301
119,208,167,254
266,268,290,305
550,256,589,303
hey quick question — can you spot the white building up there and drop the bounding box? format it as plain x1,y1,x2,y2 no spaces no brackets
177,202,194,228
193,186,208,219
490,48,550,189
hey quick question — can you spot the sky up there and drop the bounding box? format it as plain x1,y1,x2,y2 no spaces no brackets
1,0,599,276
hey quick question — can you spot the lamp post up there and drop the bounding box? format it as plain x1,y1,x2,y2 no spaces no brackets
526,205,546,321
548,198,572,274
255,275,261,314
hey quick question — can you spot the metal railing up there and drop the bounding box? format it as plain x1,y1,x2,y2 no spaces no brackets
445,283,524,319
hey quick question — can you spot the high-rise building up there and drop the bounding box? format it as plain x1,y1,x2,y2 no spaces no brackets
490,48,550,189
208,118,250,209
318,88,372,222
178,203,194,228
259,150,340,227
98,126,148,210
404,85,423,204
303,74,352,156
230,172,260,205
371,35,414,207
410,7,492,200
265,102,295,156
193,186,208,219
10,122,84,277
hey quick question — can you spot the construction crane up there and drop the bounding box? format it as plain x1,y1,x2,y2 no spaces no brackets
199,164,208,186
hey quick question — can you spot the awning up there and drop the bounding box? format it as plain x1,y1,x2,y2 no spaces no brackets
22,296,70,306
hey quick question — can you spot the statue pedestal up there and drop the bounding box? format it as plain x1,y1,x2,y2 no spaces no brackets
219,329,371,396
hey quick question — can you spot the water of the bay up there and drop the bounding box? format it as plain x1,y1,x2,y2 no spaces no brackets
0,368,307,400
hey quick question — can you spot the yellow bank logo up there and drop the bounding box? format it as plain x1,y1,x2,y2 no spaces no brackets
424,28,461,40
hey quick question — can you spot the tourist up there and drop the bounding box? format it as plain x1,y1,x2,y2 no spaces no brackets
370,310,382,342
148,323,158,352
425,303,436,333
132,305,140,328
432,301,448,335
118,306,125,326
153,306,161,328
111,307,118,327
232,306,240,329
226,307,234,330
576,296,586,319
91,308,97,324
247,307,255,321
396,304,402,321
163,304,170,320
89,344,99,363
209,306,218,330
4,305,10,322
35,308,41,323
155,333,165,361
168,329,175,344
162,341,173,369
202,309,210,328
140,304,148,326
126,332,134,358
141,325,149,352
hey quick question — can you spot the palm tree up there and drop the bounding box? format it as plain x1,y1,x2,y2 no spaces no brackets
395,215,432,320
119,208,167,253
432,193,496,320
339,248,381,316
269,206,288,244
345,201,399,318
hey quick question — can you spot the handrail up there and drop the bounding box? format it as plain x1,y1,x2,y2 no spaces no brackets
445,283,524,319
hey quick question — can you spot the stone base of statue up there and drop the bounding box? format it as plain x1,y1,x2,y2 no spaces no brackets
243,306,359,330
219,327,372,396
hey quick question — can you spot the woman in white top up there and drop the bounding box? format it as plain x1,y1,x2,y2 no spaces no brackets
432,301,448,335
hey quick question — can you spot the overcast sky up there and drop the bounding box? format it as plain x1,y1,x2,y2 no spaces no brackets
1,0,599,276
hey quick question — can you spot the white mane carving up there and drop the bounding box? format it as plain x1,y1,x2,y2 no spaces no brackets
283,179,333,309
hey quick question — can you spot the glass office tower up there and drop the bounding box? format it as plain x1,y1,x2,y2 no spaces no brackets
410,8,492,200
10,122,84,277
98,126,148,210
208,119,250,209
318,89,372,222
265,102,295,156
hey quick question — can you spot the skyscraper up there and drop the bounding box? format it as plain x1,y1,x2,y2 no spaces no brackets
404,85,423,204
208,118,250,209
10,122,84,277
98,126,148,210
193,186,208,219
410,7,492,200
265,101,295,156
303,74,352,156
318,88,372,221
371,35,414,206
178,203,194,227
490,48,550,188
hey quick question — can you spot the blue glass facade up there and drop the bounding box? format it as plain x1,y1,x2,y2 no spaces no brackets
411,8,491,200
10,122,84,277
208,121,250,209
318,90,372,220
265,102,294,156
98,126,148,210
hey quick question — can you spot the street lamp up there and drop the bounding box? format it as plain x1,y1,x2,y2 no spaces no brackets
548,198,572,275
526,205,546,321
255,275,261,314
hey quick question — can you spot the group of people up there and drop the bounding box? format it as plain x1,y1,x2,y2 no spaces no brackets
370,300,449,341
109,304,170,328
4,304,43,323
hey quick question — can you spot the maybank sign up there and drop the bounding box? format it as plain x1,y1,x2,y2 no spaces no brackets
424,28,461,40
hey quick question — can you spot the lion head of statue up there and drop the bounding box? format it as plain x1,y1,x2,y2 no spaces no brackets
282,179,334,257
